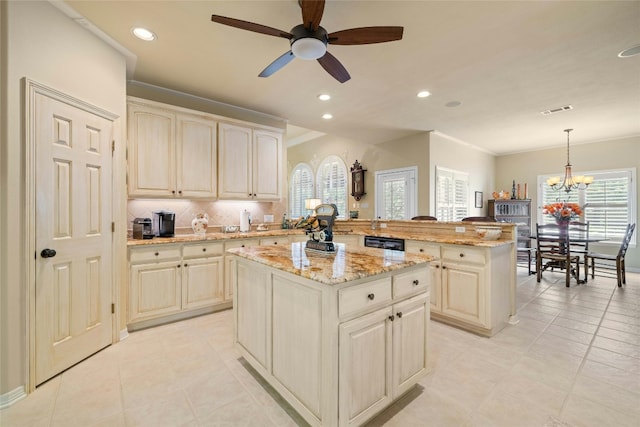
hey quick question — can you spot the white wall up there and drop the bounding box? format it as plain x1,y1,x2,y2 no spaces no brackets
0,1,126,397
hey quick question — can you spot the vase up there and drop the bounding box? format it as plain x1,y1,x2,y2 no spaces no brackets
555,219,570,239
191,213,209,236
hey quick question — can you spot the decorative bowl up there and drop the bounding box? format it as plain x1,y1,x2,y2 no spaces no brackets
475,227,502,240
222,225,239,233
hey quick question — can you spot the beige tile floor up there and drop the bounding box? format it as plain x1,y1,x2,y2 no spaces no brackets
2,269,639,427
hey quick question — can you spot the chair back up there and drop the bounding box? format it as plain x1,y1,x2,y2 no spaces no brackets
411,216,437,221
536,223,569,255
461,216,496,222
568,221,590,254
618,223,636,257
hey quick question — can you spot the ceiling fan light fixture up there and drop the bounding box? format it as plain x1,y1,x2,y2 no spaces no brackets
292,37,327,60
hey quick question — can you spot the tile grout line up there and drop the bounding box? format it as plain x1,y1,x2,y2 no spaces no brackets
555,282,618,417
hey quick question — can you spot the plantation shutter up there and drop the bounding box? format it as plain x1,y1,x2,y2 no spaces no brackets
289,164,314,218
317,156,347,219
436,167,469,221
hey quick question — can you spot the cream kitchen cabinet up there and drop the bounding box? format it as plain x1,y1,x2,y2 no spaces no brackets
223,238,260,302
127,98,217,199
128,241,225,328
232,250,429,427
218,122,282,200
406,240,512,336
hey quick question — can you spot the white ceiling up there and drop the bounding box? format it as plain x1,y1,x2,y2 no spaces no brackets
62,0,640,155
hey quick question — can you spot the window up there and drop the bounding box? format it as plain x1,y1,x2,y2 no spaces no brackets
316,155,348,219
435,166,469,221
538,168,636,244
289,163,314,218
375,167,417,220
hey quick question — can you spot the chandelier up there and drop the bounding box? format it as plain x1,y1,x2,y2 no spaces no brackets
546,129,593,193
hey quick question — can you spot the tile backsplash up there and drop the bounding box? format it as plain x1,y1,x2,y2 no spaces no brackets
128,199,287,234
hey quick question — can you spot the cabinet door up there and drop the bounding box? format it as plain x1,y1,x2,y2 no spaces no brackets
252,129,282,200
224,239,260,301
183,256,224,309
176,113,217,199
218,123,252,199
235,261,270,371
441,262,486,327
127,103,176,197
339,306,393,427
129,261,181,322
392,294,429,397
429,261,442,312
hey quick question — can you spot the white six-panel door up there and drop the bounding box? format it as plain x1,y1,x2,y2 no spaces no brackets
34,92,113,385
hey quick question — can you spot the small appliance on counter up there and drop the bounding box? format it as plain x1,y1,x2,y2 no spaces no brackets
132,218,153,240
152,210,175,237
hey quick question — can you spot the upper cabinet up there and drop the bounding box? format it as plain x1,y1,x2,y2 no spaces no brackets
218,123,282,201
127,99,217,199
127,97,283,201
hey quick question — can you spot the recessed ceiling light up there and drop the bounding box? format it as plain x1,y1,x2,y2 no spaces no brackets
318,94,331,101
322,113,333,120
618,44,640,58
132,27,156,41
417,91,430,98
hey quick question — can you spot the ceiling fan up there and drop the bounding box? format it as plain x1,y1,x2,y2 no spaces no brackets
211,0,403,83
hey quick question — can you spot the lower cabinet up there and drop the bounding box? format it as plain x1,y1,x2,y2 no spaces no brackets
224,238,260,302
406,240,513,336
233,258,429,427
128,241,224,326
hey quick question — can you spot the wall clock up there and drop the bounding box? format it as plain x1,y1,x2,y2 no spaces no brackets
350,160,367,201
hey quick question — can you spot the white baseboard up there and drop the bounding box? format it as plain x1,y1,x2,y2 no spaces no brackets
0,386,27,409
119,328,129,341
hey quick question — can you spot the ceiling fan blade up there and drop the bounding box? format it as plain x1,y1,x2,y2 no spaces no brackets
299,0,325,31
259,51,296,77
328,26,404,45
211,15,292,39
317,52,350,83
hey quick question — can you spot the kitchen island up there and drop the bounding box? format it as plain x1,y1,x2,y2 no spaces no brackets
229,242,433,427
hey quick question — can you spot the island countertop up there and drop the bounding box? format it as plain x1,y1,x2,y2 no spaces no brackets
228,242,434,285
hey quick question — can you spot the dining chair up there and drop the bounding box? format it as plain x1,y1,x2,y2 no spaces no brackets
411,216,437,221
568,221,590,267
535,223,582,287
585,223,636,287
461,216,496,222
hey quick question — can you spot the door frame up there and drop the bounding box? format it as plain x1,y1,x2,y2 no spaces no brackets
24,79,120,391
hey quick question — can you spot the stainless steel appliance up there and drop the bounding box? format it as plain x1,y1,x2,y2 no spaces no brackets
132,218,153,239
152,210,175,237
363,235,405,251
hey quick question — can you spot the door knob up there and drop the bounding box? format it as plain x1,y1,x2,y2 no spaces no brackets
41,248,57,258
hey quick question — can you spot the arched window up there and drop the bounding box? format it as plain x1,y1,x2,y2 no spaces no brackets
316,155,348,219
289,163,314,218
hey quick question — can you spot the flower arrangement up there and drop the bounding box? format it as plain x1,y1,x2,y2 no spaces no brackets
543,202,582,223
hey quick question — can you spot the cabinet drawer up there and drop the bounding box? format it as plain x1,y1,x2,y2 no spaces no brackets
183,241,223,258
405,241,440,258
393,268,429,299
129,245,181,264
339,277,392,318
442,246,486,265
259,236,290,246
224,239,260,251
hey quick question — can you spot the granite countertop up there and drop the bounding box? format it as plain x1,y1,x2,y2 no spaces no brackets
127,228,512,248
228,242,434,285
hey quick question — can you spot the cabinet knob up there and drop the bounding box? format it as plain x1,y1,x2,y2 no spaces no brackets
413,279,419,286
367,293,375,301
435,264,440,269
184,263,188,267
172,190,176,194
178,190,182,194
155,252,159,256
177,264,181,268
419,248,424,252
442,265,447,269
241,244,245,248
388,315,395,322
202,248,206,252
397,312,403,318
274,242,278,245
459,253,465,258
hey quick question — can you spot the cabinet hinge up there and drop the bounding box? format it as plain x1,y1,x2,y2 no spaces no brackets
111,303,115,314
112,140,115,155
125,147,128,161
111,222,115,233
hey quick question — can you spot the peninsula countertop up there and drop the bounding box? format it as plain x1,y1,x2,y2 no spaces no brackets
227,242,434,285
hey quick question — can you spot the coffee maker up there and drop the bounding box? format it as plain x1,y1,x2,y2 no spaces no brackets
152,210,175,237
132,218,153,239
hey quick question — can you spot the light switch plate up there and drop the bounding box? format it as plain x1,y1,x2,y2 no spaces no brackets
264,215,274,223
455,226,465,233
379,223,387,228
